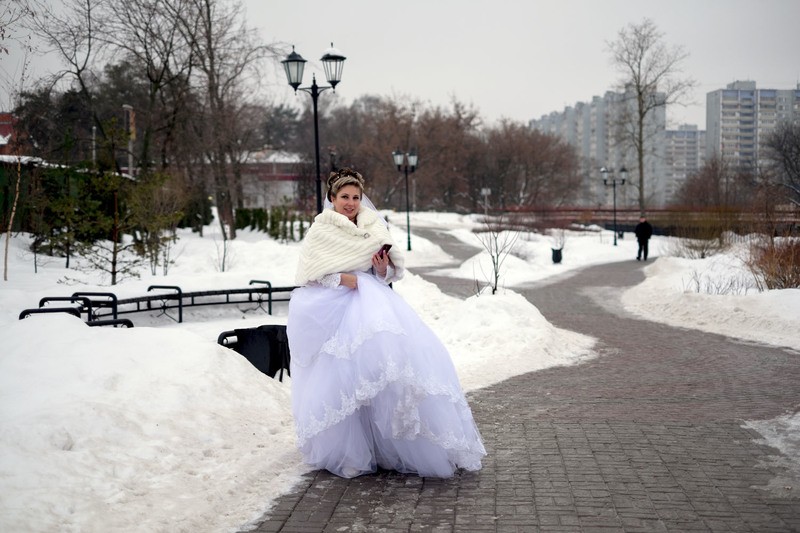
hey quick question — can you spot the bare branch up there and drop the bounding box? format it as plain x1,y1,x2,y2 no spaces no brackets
763,121,800,206
607,18,696,211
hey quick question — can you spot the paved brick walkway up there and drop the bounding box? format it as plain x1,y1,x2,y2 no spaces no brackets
247,227,800,532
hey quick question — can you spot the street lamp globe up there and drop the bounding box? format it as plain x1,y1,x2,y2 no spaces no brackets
321,43,346,89
392,150,404,168
281,44,347,214
281,47,307,91
407,151,418,168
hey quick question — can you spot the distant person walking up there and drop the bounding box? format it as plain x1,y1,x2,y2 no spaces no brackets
635,216,653,261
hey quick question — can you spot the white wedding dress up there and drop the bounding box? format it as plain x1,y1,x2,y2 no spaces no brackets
287,270,486,478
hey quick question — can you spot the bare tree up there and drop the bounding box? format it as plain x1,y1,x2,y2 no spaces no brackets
607,18,695,211
482,119,580,210
0,1,36,107
416,100,483,213
169,0,277,246
127,171,185,275
3,156,22,281
98,0,195,175
319,95,582,214
320,94,417,210
763,120,800,207
1,2,36,281
474,214,519,295
327,95,483,213
24,0,109,141
675,153,763,211
0,1,31,55
674,155,730,208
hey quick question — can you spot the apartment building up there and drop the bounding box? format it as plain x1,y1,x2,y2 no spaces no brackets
664,125,706,201
706,80,800,170
530,87,669,207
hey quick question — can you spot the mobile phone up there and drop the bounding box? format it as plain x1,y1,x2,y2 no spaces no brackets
379,244,392,256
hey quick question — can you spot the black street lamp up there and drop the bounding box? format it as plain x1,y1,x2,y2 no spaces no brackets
282,43,346,214
601,166,628,246
392,149,418,251
122,104,135,177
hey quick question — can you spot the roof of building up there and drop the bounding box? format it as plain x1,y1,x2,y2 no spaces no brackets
246,148,303,164
0,155,43,165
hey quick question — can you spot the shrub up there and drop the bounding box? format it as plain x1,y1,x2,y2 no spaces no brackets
661,210,733,259
683,268,758,295
233,206,309,241
664,235,729,259
236,208,251,230
251,208,268,232
747,237,800,290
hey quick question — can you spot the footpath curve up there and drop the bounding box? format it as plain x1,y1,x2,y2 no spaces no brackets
248,226,800,532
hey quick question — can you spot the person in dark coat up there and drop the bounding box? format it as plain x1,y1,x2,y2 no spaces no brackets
634,216,653,261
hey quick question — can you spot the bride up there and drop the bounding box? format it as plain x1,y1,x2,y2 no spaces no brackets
287,168,485,478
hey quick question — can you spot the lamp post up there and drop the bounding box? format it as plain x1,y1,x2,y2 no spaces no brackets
328,147,337,173
392,149,418,251
480,187,491,218
282,44,346,214
122,104,135,177
601,166,627,246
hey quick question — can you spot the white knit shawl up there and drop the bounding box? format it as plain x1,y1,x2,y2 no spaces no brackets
294,206,405,285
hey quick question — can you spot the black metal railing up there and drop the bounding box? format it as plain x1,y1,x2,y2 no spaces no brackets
19,280,296,326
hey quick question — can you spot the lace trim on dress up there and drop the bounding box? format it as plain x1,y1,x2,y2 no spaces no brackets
313,269,391,288
320,318,407,359
295,357,475,449
375,265,395,285
314,272,342,289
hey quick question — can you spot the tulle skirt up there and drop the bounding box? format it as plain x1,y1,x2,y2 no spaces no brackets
287,271,485,478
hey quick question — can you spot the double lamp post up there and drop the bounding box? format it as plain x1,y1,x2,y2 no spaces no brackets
600,165,627,246
282,44,419,253
392,150,418,251
281,44,346,214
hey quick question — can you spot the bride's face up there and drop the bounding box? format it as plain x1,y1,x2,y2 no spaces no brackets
332,185,362,222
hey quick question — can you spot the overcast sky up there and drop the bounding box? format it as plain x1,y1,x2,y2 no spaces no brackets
250,0,799,129
3,0,799,130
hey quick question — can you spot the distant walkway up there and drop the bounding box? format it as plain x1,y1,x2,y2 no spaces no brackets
248,226,800,532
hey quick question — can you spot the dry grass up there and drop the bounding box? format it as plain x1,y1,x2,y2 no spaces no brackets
657,211,733,259
747,237,800,290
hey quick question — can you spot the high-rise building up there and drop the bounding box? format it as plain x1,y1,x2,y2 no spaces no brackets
706,80,800,170
531,87,670,207
664,125,706,202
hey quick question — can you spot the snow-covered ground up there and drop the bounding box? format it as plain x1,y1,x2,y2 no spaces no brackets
1,211,798,532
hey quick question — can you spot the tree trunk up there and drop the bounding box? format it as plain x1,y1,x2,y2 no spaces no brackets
638,112,645,212
3,156,22,281
111,190,119,285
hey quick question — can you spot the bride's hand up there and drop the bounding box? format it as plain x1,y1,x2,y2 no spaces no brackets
340,273,358,289
372,251,389,278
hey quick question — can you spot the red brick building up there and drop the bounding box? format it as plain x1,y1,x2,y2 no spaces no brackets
0,113,14,155
240,148,304,209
